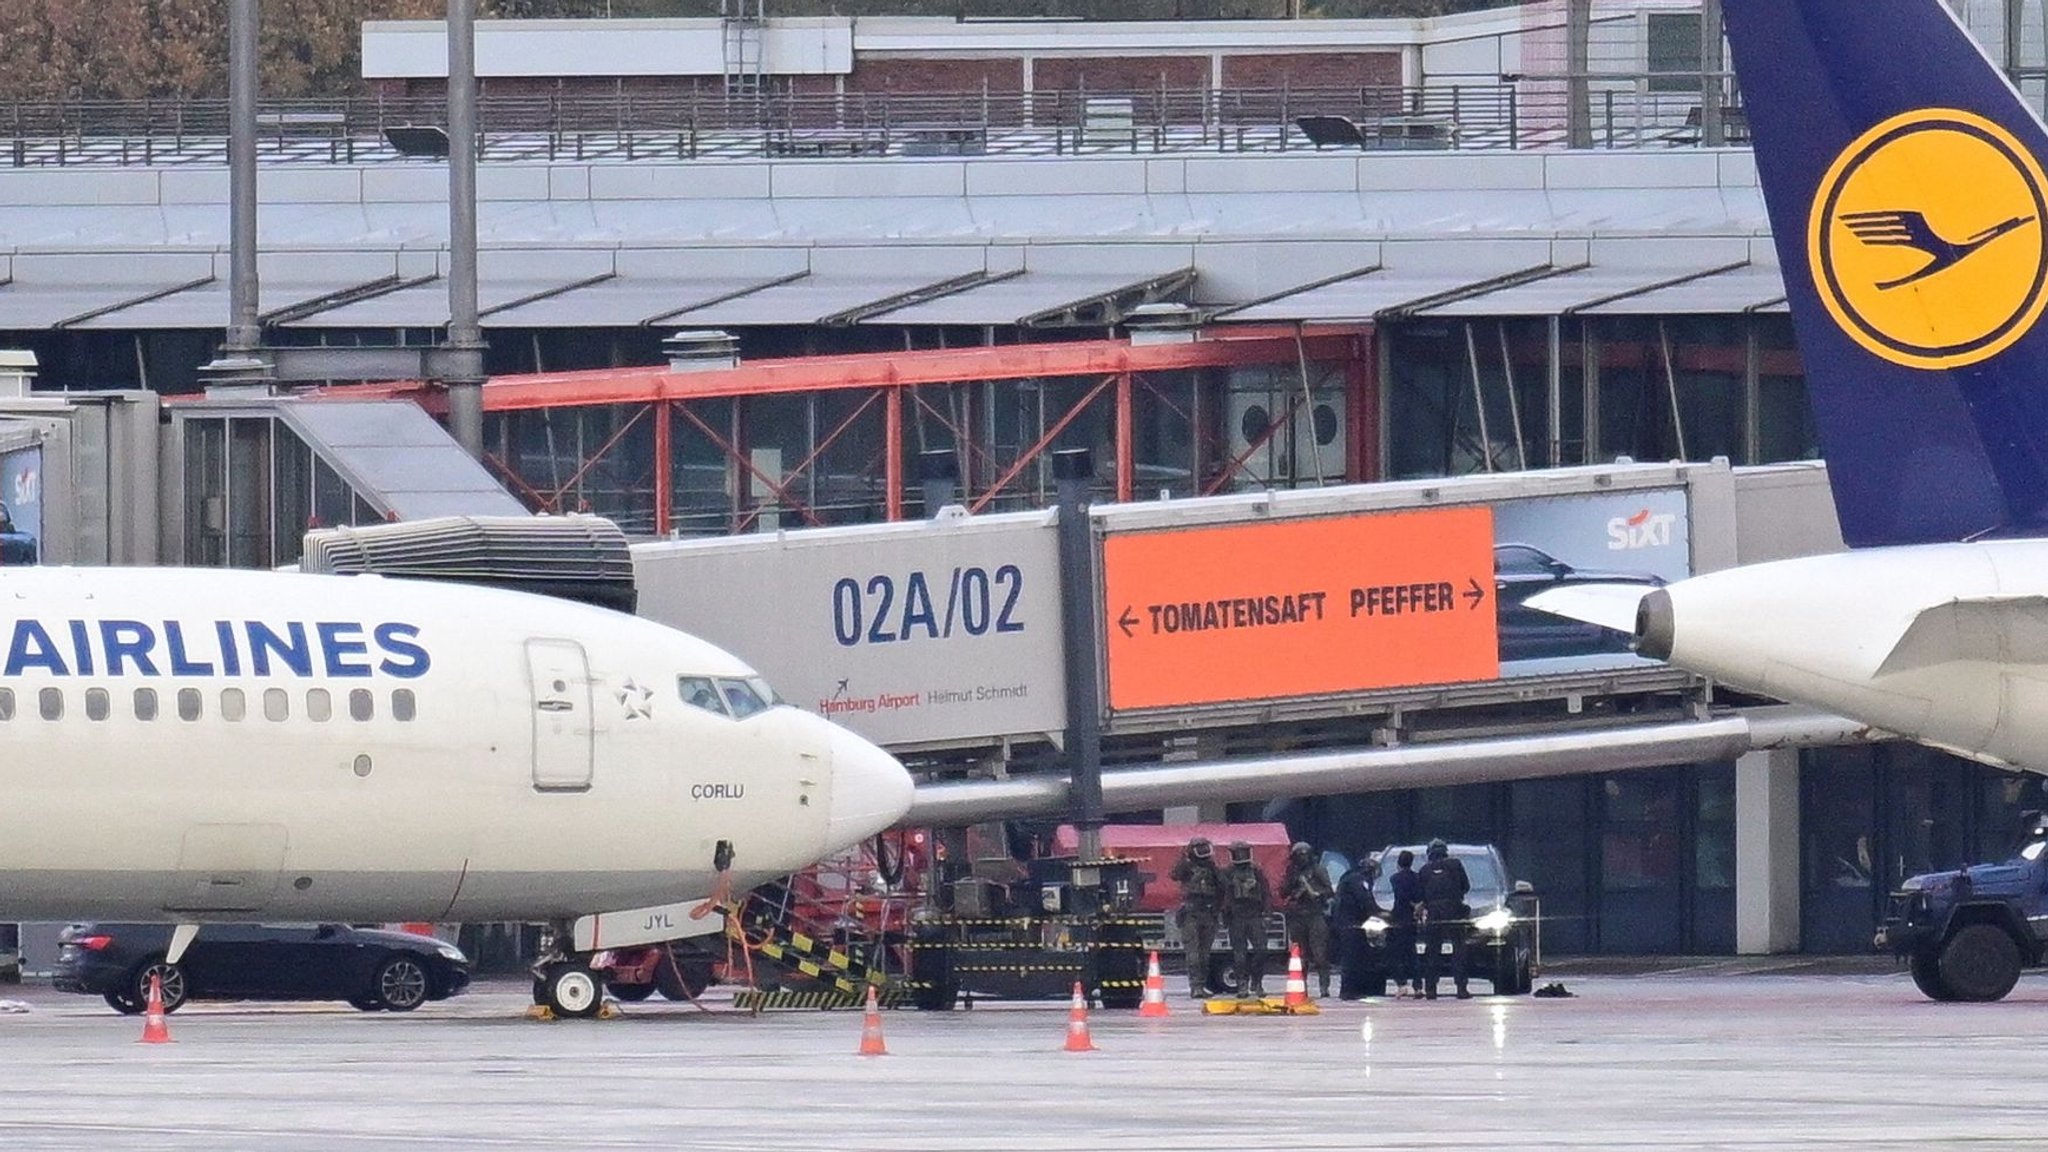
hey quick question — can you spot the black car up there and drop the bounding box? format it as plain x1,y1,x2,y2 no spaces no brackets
53,922,471,1014
1354,843,1539,995
1494,543,1665,662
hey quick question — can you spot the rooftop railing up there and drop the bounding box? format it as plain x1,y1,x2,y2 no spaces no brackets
0,82,1743,168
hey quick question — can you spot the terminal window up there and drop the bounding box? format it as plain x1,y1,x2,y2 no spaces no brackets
1647,13,1704,94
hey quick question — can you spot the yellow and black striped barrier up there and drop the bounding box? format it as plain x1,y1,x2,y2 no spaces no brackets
733,986,914,1012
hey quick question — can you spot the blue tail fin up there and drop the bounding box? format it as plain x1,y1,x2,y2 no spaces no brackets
1726,0,2048,545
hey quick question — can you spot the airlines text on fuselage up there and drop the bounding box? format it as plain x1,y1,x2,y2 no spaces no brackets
0,619,431,678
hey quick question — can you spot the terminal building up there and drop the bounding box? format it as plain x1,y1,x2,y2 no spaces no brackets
4,1,2047,963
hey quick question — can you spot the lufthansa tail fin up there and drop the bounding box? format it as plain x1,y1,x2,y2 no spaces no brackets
1726,0,2048,545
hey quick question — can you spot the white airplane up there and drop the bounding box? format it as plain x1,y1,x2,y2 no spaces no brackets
1532,0,2048,776
0,564,914,1017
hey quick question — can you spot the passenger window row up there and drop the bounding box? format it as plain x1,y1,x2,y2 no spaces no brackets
0,686,418,724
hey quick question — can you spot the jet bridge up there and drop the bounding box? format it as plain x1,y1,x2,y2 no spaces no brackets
162,393,525,570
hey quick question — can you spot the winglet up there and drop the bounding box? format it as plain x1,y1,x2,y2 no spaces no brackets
1524,585,1654,636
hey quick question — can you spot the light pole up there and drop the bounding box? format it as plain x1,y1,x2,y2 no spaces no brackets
445,0,486,459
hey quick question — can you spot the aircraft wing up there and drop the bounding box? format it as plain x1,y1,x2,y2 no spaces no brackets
1876,595,2048,676
901,706,1876,827
1524,584,1655,634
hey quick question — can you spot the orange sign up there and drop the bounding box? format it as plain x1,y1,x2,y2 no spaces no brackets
1101,506,1499,712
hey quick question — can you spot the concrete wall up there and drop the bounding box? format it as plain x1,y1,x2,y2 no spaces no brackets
1730,462,1844,567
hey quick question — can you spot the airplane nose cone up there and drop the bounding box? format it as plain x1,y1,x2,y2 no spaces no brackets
826,725,915,849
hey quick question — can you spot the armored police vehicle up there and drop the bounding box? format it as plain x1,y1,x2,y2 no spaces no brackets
1878,814,2048,1002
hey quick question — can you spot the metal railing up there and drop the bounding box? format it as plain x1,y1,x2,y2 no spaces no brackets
0,82,1741,167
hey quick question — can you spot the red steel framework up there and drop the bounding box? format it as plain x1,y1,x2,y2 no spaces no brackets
320,324,1376,535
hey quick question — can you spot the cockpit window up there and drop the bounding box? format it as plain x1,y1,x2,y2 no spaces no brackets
677,676,728,716
718,678,769,719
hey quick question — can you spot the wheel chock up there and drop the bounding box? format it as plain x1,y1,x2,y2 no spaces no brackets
599,1000,623,1020
524,1005,556,1022
1262,996,1321,1016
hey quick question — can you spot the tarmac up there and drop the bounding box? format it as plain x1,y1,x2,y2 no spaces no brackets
2,967,2044,1150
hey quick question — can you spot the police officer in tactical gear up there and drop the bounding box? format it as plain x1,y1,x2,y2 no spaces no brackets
1281,841,1337,997
1417,839,1472,1000
1169,836,1224,999
1223,840,1273,997
1332,852,1382,999
1387,849,1423,997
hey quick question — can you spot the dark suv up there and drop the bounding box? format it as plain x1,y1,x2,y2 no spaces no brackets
1878,816,2048,1002
54,922,471,1014
1355,844,1539,995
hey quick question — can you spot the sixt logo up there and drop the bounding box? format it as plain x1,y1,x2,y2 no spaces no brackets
1606,509,1675,551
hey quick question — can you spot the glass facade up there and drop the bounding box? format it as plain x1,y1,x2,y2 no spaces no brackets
1294,762,1736,955
180,415,385,569
1285,746,2043,957
1385,313,1814,478
1799,744,2048,954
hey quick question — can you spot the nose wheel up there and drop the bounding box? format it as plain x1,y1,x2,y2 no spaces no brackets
534,958,605,1019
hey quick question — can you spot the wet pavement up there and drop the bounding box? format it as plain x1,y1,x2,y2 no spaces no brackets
1,970,2041,1150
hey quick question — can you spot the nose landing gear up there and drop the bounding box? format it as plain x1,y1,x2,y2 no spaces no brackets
535,959,606,1019
529,922,611,1020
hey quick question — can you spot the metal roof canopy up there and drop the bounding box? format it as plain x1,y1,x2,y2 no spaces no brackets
484,275,809,327
269,400,526,520
1218,240,1559,322
73,251,433,330
864,265,1196,327
1580,262,1789,315
1420,260,1753,318
474,247,814,328
281,250,618,328
668,248,992,327
0,252,218,330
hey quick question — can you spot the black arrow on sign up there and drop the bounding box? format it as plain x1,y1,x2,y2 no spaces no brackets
1119,606,1140,638
1463,578,1486,610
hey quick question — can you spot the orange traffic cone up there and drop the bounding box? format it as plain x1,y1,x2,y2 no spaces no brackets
1138,951,1170,1018
857,985,888,1057
1064,981,1097,1052
138,974,173,1045
1284,943,1309,1008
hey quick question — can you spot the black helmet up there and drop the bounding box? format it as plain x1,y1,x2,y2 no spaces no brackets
1427,839,1448,861
1291,841,1314,859
1188,837,1212,859
1229,840,1253,864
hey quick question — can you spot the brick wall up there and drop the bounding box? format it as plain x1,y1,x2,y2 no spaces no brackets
1220,51,1402,91
1031,55,1210,93
847,58,1026,93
